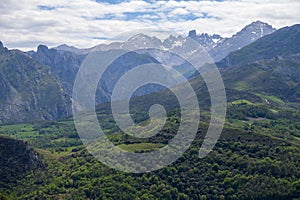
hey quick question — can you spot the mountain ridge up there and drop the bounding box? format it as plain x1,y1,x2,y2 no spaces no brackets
209,21,276,61
218,24,300,67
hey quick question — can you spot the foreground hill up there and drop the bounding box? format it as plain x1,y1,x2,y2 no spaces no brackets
0,136,41,191
0,108,299,199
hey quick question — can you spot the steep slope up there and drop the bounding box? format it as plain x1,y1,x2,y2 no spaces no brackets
0,42,71,124
99,51,160,96
221,55,300,103
210,21,276,61
31,45,86,97
30,45,112,103
29,45,162,104
218,24,300,67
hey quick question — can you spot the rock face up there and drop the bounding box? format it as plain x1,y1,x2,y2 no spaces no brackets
29,45,163,104
32,45,84,97
0,43,71,124
0,136,41,188
188,30,223,50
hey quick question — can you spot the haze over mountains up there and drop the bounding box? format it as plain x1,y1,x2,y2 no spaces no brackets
54,21,275,62
0,21,299,124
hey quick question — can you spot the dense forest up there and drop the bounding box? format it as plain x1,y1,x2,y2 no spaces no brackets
0,93,299,199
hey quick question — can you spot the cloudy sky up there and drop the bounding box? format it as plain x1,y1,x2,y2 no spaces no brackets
1,0,299,51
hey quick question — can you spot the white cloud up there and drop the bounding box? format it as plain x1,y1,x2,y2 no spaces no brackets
169,8,189,16
0,0,300,51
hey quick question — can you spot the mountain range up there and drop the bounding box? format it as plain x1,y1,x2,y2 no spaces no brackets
0,21,299,124
54,21,275,62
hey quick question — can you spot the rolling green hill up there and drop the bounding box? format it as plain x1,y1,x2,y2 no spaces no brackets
221,55,300,103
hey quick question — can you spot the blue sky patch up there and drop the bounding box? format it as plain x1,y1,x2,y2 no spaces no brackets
123,12,160,21
38,5,56,11
95,0,127,4
92,36,112,40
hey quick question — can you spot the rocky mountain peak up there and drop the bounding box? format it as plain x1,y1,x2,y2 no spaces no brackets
239,21,276,38
37,44,49,53
124,33,162,49
0,41,8,52
188,30,197,38
250,20,273,27
187,29,223,49
209,21,276,61
128,33,150,41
